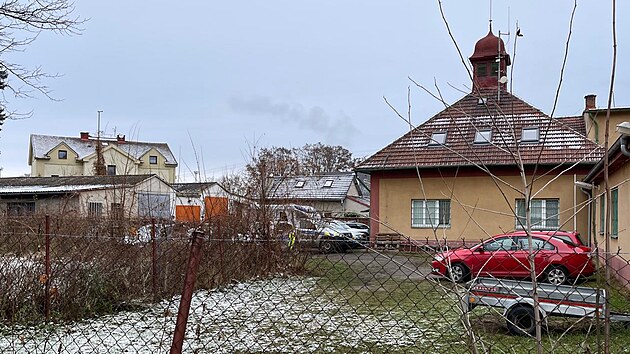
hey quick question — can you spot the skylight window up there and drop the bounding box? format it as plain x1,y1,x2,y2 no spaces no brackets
428,132,447,146
521,127,540,143
474,129,492,144
294,181,305,188
323,180,334,188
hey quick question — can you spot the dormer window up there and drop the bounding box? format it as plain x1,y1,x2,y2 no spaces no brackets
58,150,68,159
521,127,540,143
295,181,305,188
476,63,487,77
429,132,447,146
323,180,333,188
474,129,492,144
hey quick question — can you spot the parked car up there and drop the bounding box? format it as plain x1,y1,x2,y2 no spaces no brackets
431,233,595,285
329,220,368,248
509,230,586,246
345,222,370,234
289,220,352,253
124,223,193,245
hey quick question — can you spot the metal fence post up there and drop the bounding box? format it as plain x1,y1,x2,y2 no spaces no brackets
169,231,205,354
44,215,51,322
151,218,157,301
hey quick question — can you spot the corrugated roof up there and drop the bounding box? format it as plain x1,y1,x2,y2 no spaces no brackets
0,175,156,195
267,173,354,201
358,90,604,171
30,134,178,165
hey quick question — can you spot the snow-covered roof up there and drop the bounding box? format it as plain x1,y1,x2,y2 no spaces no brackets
267,173,356,202
29,134,177,165
0,175,158,195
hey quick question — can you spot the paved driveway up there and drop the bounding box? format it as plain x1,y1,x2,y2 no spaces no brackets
320,249,435,284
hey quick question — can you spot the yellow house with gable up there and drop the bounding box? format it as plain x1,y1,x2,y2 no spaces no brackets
28,132,177,183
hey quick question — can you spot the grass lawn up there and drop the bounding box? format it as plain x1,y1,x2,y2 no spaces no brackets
306,253,630,353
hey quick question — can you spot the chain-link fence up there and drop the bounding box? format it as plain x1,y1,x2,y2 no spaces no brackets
2,214,630,353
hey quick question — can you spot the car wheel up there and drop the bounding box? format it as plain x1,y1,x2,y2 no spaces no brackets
545,265,568,285
319,241,334,253
448,263,469,283
506,305,536,336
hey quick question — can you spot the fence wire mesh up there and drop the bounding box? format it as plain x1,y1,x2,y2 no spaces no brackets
2,215,630,353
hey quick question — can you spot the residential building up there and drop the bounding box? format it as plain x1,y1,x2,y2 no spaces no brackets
356,27,604,244
0,174,176,219
28,132,178,183
172,182,232,222
266,172,370,217
583,119,630,286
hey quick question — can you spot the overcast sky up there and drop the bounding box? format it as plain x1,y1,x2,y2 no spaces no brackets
0,1,628,181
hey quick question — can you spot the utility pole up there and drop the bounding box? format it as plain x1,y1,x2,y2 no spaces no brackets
94,110,107,175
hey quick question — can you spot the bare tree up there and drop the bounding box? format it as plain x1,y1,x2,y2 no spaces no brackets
0,0,83,128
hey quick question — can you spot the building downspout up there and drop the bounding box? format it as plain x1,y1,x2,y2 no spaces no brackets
573,174,577,231
588,112,600,144
620,135,630,157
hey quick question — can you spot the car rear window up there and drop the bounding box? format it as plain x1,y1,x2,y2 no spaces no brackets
518,237,555,250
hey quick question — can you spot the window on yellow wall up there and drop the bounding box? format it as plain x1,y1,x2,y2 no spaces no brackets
411,200,450,228
515,199,559,230
58,150,68,159
149,155,158,164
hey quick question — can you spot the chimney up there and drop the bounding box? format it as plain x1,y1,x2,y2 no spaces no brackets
116,134,126,143
80,132,90,141
585,94,597,110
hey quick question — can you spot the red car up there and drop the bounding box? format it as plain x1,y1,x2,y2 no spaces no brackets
510,230,586,247
431,233,595,285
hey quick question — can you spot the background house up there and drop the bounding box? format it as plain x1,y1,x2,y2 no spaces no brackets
0,174,175,219
28,132,178,183
357,29,604,244
266,172,370,217
172,182,233,222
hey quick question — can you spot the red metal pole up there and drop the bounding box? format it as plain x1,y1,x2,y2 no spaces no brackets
151,218,157,301
169,231,204,354
44,215,51,321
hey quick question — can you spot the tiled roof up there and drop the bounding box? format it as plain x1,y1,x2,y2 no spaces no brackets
0,175,158,195
267,173,355,201
358,90,604,171
556,116,587,136
172,182,218,197
30,134,178,165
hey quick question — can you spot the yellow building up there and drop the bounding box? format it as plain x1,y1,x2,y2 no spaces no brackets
28,132,178,183
357,28,604,246
583,114,630,287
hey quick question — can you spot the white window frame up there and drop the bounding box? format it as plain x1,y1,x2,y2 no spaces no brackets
520,127,540,143
294,180,305,188
515,198,559,230
474,129,492,144
411,199,451,228
428,132,447,146
323,179,333,188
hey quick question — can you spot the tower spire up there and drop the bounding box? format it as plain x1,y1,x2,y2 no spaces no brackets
489,0,493,31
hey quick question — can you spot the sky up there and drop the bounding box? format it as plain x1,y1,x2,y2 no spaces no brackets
0,1,628,181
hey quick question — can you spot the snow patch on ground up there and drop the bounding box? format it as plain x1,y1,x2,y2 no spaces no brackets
0,277,427,353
